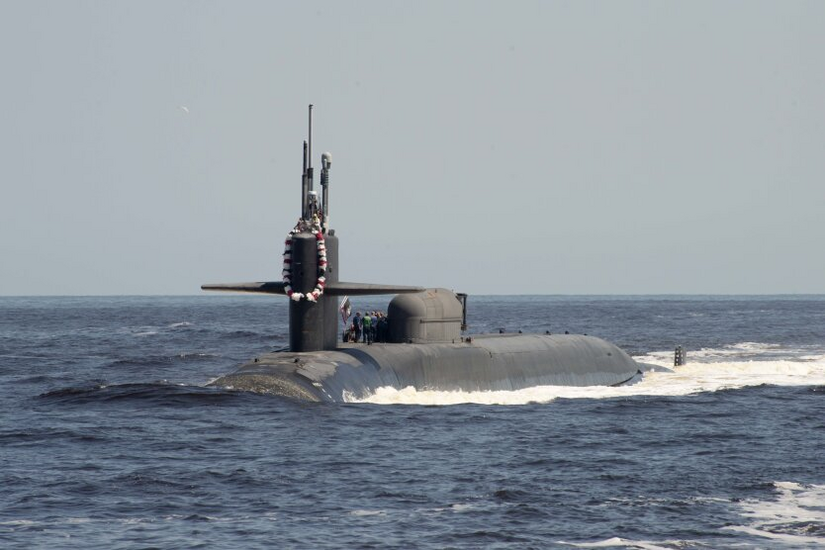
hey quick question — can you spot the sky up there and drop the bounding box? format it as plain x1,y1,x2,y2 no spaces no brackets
1,1,823,295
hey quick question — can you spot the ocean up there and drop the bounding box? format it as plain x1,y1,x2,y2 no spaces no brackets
1,295,824,549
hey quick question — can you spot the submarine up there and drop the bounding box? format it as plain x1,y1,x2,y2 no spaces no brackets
203,106,648,402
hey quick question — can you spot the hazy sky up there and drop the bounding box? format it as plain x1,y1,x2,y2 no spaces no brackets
1,1,823,295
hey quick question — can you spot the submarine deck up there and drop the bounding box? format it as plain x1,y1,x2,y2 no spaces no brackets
211,333,642,402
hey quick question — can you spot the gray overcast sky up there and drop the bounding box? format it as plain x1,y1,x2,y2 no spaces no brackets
1,1,823,295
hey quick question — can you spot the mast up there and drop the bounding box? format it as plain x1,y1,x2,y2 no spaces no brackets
301,140,308,219
306,105,314,216
321,152,331,232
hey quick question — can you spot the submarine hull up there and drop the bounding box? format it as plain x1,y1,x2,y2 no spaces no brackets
209,334,642,402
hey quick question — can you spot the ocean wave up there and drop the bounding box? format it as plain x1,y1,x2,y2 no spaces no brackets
349,509,387,517
37,382,244,406
725,481,825,546
176,352,220,360
0,427,109,445
104,353,220,369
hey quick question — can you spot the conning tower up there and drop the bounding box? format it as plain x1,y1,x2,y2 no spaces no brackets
202,105,422,352
288,105,339,351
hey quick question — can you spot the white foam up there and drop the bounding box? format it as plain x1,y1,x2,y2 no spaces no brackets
417,502,478,514
557,537,676,549
345,348,825,405
726,481,825,546
636,342,789,364
0,519,37,526
449,503,474,512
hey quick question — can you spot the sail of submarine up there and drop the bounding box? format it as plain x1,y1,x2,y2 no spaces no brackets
202,106,646,402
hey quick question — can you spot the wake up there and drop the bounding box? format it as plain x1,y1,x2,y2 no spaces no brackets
345,343,825,405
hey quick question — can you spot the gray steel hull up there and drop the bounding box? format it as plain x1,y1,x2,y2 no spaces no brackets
209,334,642,402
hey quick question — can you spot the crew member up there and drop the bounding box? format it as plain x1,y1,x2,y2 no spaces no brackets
379,313,389,342
362,312,372,344
353,312,362,343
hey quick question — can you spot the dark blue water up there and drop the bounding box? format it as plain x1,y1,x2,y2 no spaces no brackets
2,296,825,548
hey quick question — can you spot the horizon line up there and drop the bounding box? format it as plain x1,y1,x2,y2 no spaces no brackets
2,293,825,298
